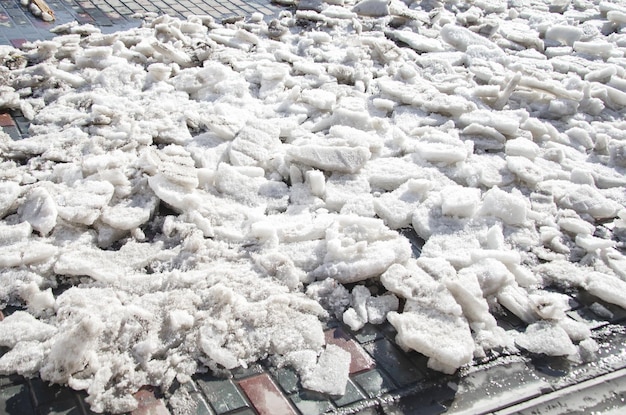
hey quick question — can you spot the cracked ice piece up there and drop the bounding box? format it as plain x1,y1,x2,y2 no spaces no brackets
387,306,474,374
287,145,371,174
515,321,576,356
56,180,114,225
301,344,351,395
19,187,57,235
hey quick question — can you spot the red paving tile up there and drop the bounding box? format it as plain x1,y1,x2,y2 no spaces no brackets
325,328,375,374
238,373,297,415
0,113,16,127
132,386,170,415
9,39,27,49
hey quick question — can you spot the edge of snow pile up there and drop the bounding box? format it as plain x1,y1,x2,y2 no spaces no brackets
1,0,626,412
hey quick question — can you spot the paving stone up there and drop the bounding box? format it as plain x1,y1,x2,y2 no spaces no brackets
168,383,213,415
289,391,334,415
28,378,75,408
363,339,424,387
36,398,83,415
231,363,265,380
132,386,170,415
352,323,384,344
0,113,14,127
352,369,395,399
331,379,365,408
325,328,375,374
238,373,296,415
196,375,249,415
269,366,300,395
0,383,36,415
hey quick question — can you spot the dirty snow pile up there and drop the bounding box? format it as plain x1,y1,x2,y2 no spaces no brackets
1,0,626,412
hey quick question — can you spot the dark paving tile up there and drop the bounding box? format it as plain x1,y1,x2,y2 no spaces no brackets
9,38,27,48
289,390,334,415
352,323,384,344
28,378,75,408
195,375,249,415
352,369,395,399
269,366,300,395
325,328,375,374
230,363,265,380
0,383,37,415
363,339,424,387
238,373,296,415
36,398,83,415
331,379,365,408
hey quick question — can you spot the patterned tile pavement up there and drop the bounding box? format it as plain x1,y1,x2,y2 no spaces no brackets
3,1,626,411
0,0,282,45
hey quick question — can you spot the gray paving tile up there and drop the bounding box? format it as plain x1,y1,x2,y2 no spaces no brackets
331,379,365,408
0,383,37,415
195,375,249,415
289,391,334,415
271,366,300,395
28,378,75,408
363,338,425,387
352,369,395,399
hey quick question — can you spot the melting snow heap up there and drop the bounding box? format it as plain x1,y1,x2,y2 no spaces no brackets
1,0,626,412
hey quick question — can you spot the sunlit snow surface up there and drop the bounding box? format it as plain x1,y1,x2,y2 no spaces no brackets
1,0,626,412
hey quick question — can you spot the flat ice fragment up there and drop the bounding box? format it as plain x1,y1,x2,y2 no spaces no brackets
386,30,444,53
0,181,20,218
575,234,616,251
440,186,481,218
387,307,474,374
56,180,115,226
515,321,576,356
301,345,351,395
583,272,626,309
311,215,411,283
101,192,158,231
366,294,399,324
556,185,618,219
458,110,519,137
479,187,527,226
441,24,503,56
545,25,583,46
505,138,540,160
573,40,615,59
18,187,57,235
287,145,371,174
352,0,389,17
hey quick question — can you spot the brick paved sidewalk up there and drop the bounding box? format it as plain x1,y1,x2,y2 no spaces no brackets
0,0,281,46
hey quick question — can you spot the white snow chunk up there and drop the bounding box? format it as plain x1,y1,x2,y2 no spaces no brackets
18,187,58,236
583,272,626,310
387,30,444,53
440,186,481,218
287,145,371,174
0,311,57,348
0,341,46,375
311,215,411,283
505,137,540,160
545,25,583,46
366,294,399,324
352,0,389,17
575,234,616,251
0,181,20,218
479,187,527,226
515,321,577,356
387,306,474,374
55,180,115,226
556,184,619,219
301,345,351,395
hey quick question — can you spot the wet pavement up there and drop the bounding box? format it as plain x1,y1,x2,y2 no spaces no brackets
2,0,626,413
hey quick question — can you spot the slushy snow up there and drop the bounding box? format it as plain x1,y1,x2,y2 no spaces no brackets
1,0,626,412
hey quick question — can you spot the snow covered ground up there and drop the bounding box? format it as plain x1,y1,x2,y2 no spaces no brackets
1,0,626,412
